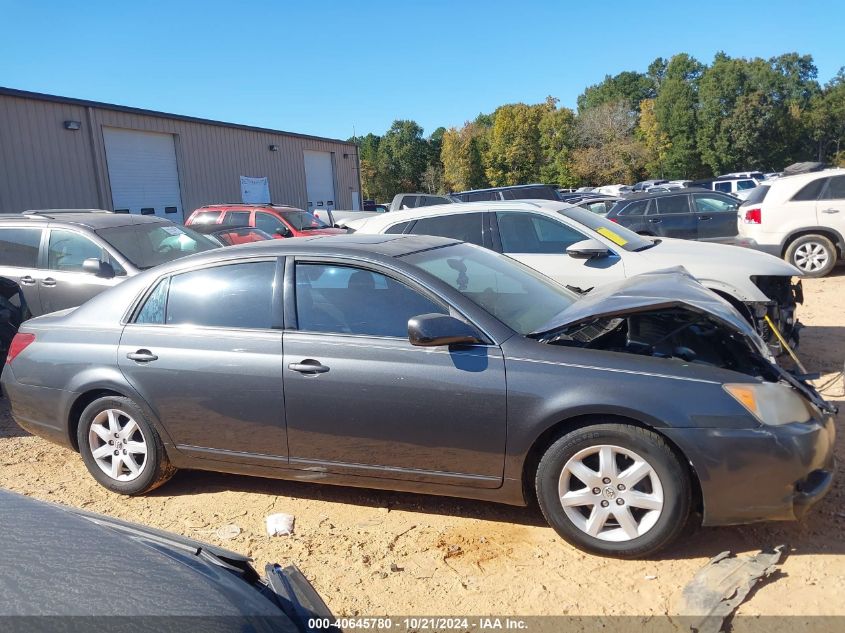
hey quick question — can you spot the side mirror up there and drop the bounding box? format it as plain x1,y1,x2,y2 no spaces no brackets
566,238,610,259
408,313,482,347
82,258,115,279
275,226,293,238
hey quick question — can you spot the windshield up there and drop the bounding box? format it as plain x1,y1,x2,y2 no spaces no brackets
280,210,330,230
402,243,578,335
556,206,656,252
96,223,218,269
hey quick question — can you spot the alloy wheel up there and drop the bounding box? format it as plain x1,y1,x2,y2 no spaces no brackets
558,444,664,542
88,409,148,482
793,241,830,273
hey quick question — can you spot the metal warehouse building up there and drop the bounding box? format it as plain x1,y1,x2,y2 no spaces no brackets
0,87,361,221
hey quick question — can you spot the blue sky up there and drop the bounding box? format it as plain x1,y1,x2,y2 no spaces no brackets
1,0,843,141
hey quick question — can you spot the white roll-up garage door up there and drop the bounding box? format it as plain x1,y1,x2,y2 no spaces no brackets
303,150,336,212
103,127,183,221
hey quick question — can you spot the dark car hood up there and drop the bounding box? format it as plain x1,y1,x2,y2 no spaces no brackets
0,489,297,627
532,267,760,342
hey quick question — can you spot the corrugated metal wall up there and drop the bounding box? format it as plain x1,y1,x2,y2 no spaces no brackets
0,91,360,219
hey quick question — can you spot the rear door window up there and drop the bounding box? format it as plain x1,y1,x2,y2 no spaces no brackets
224,211,251,226
407,213,485,246
821,175,845,200
791,178,826,201
255,212,287,234
714,182,732,193
619,200,649,216
0,228,42,267
163,262,277,329
692,194,739,213
654,196,691,215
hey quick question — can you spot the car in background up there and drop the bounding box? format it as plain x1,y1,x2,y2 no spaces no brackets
346,200,803,349
312,208,383,227
689,176,761,200
736,168,845,277
574,196,621,215
191,223,274,246
185,204,346,239
632,179,668,192
606,189,740,242
449,184,562,202
1,235,835,558
645,184,685,193
363,199,389,213
594,184,633,196
0,210,217,316
0,489,336,630
389,193,452,211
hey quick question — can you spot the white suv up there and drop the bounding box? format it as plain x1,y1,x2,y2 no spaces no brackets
737,168,845,277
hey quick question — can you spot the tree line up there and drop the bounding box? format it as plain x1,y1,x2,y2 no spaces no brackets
350,52,845,201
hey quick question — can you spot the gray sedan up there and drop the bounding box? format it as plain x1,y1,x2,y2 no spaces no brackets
1,235,836,558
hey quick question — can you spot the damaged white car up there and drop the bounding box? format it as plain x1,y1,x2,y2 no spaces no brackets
347,201,804,351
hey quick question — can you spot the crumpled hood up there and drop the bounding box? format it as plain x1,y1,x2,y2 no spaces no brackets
532,267,760,342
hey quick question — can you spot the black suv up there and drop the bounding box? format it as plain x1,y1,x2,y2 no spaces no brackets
0,210,216,316
605,189,740,242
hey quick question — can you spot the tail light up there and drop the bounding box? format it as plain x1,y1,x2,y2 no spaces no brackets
744,208,762,224
609,217,619,223
6,332,35,364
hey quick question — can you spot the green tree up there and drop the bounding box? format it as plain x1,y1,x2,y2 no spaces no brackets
484,103,546,186
637,98,671,177
577,71,656,113
571,99,646,184
440,123,488,192
807,68,845,162
375,120,429,197
653,53,704,178
538,102,577,185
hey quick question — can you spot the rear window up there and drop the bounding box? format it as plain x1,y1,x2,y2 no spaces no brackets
0,228,42,267
740,185,770,206
821,175,845,200
96,223,217,269
791,178,826,201
501,186,559,201
457,191,499,202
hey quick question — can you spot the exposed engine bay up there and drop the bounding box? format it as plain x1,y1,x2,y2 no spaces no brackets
535,307,781,381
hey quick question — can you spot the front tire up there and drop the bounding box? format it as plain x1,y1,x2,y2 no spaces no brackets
77,396,175,495
785,234,837,278
535,423,691,558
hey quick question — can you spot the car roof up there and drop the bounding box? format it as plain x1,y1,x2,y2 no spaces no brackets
0,211,171,229
617,187,714,201
195,203,303,212
451,183,556,195
348,200,577,232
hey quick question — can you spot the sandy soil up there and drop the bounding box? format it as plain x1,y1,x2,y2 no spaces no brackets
1,273,843,618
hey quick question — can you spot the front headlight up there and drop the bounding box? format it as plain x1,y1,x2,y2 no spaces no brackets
724,382,816,426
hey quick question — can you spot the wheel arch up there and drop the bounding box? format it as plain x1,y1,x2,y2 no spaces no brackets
781,227,844,260
520,413,703,516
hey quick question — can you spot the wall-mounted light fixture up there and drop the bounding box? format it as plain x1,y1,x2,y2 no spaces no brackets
64,120,81,130
269,144,279,152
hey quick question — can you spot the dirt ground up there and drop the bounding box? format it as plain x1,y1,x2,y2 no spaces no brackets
1,273,843,618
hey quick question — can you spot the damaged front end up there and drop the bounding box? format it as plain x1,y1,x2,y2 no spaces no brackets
750,275,804,353
529,268,834,415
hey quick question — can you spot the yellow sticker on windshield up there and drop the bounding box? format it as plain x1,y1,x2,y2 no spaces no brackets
596,227,628,246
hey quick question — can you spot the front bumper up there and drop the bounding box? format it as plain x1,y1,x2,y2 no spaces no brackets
663,412,836,526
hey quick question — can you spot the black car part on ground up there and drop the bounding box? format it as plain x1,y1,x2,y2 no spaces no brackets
0,277,30,364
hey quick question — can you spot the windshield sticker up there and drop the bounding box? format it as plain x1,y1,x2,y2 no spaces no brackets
161,226,184,236
596,227,628,246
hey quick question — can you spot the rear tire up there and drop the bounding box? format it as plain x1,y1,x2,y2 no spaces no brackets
785,234,837,278
535,423,691,558
77,396,176,495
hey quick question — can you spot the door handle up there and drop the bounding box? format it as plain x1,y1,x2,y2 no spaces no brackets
19,276,35,286
648,218,662,223
126,349,158,363
698,215,712,221
288,359,330,374
41,277,57,287
821,208,840,214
